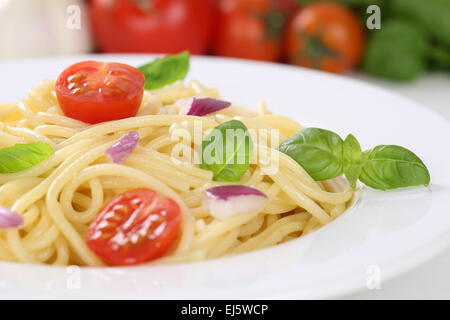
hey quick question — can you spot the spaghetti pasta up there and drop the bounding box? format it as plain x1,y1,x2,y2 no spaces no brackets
0,78,353,266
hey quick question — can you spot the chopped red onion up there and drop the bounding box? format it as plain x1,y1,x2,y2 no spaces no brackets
105,131,140,164
177,97,231,116
204,185,267,220
176,97,194,115
0,206,23,229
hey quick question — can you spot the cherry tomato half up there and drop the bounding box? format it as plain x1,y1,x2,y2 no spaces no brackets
283,2,365,73
55,61,145,124
87,188,182,266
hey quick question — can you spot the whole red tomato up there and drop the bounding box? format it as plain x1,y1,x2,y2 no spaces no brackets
284,2,365,73
275,0,299,14
91,0,217,54
215,0,290,61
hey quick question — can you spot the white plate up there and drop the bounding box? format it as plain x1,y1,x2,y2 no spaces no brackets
0,55,449,299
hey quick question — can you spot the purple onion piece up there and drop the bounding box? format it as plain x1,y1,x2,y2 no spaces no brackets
177,97,231,117
0,206,23,229
176,97,194,115
205,185,267,200
204,185,267,220
105,131,140,164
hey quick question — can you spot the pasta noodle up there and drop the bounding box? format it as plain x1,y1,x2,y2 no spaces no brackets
0,78,354,266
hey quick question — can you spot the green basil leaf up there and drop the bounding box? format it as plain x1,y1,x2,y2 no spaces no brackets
343,134,363,188
359,145,430,190
278,128,343,181
363,19,427,81
0,142,53,174
200,120,253,182
138,51,190,90
390,0,450,47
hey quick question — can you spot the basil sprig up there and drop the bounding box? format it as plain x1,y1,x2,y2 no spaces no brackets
200,120,253,182
138,51,190,90
0,142,53,174
279,128,430,190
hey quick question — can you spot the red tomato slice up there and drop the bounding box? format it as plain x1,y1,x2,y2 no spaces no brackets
55,61,145,124
87,188,182,266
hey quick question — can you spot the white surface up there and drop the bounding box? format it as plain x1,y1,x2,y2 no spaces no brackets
0,56,449,299
344,73,450,299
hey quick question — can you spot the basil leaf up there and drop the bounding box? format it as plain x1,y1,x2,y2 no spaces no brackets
0,142,53,174
343,134,363,188
359,145,430,190
278,128,343,181
200,120,253,182
138,51,190,90
363,19,427,81
391,0,450,47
